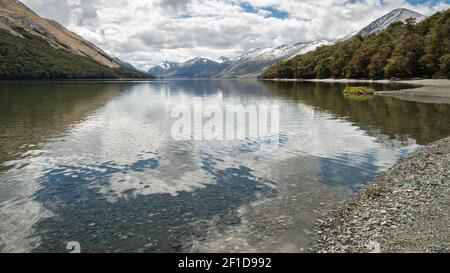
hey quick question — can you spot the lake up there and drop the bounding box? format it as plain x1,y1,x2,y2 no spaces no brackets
1,80,449,253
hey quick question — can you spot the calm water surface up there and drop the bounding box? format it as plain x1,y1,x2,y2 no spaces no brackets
1,80,449,253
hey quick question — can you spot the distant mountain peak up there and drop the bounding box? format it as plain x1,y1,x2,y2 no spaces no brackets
193,56,208,61
160,60,179,69
183,57,213,66
390,8,421,14
148,56,229,78
218,56,231,63
391,7,415,12
384,8,426,21
356,8,426,37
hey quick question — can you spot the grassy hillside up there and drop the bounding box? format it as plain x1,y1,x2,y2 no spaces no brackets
262,9,450,80
0,28,150,79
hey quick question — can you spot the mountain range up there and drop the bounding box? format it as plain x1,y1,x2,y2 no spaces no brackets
148,8,426,79
148,40,330,78
148,57,231,78
0,2,430,80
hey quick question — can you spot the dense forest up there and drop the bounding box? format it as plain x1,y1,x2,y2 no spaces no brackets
261,9,450,80
0,28,150,80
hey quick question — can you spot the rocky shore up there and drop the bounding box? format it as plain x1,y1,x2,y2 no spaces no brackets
265,79,450,104
314,137,450,253
375,80,450,104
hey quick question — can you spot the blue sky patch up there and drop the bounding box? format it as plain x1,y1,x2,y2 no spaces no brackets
240,2,289,19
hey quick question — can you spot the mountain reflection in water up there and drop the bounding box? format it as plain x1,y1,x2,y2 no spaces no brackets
1,80,449,253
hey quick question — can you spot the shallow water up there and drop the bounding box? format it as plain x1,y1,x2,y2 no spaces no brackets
0,80,449,253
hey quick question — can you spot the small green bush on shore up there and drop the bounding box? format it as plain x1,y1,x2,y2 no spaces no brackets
343,86,375,95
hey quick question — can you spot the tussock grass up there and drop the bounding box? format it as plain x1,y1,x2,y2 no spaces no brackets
343,86,375,95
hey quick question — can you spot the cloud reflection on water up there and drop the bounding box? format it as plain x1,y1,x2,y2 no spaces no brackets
0,80,434,252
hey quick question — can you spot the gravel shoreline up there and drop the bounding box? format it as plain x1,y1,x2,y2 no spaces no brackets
262,79,450,104
375,81,450,104
314,137,450,253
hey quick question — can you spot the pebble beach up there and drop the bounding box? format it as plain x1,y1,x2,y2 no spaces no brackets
314,137,450,253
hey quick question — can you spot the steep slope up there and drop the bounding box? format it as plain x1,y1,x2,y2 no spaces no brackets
357,8,426,37
114,58,142,73
0,0,149,79
261,8,450,79
217,41,329,78
0,28,149,79
0,0,120,68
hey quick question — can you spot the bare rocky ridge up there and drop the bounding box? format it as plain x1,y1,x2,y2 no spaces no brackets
314,137,450,253
0,0,120,68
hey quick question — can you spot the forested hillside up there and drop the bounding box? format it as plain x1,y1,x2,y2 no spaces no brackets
0,28,150,79
261,9,450,80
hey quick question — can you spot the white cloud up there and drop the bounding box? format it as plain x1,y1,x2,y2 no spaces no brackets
22,0,449,70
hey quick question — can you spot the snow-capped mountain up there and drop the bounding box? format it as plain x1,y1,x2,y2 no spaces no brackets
356,8,426,37
160,60,180,70
147,41,329,78
147,60,180,77
147,8,426,78
217,40,329,78
148,57,230,78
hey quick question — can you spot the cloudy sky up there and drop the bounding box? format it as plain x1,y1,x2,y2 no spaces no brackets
22,0,450,70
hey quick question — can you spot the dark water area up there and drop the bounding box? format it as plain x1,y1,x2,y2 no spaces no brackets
0,80,449,253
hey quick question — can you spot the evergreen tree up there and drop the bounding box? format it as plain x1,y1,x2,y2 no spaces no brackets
262,9,450,80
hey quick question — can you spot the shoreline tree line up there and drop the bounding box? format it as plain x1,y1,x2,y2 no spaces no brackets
261,9,450,80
